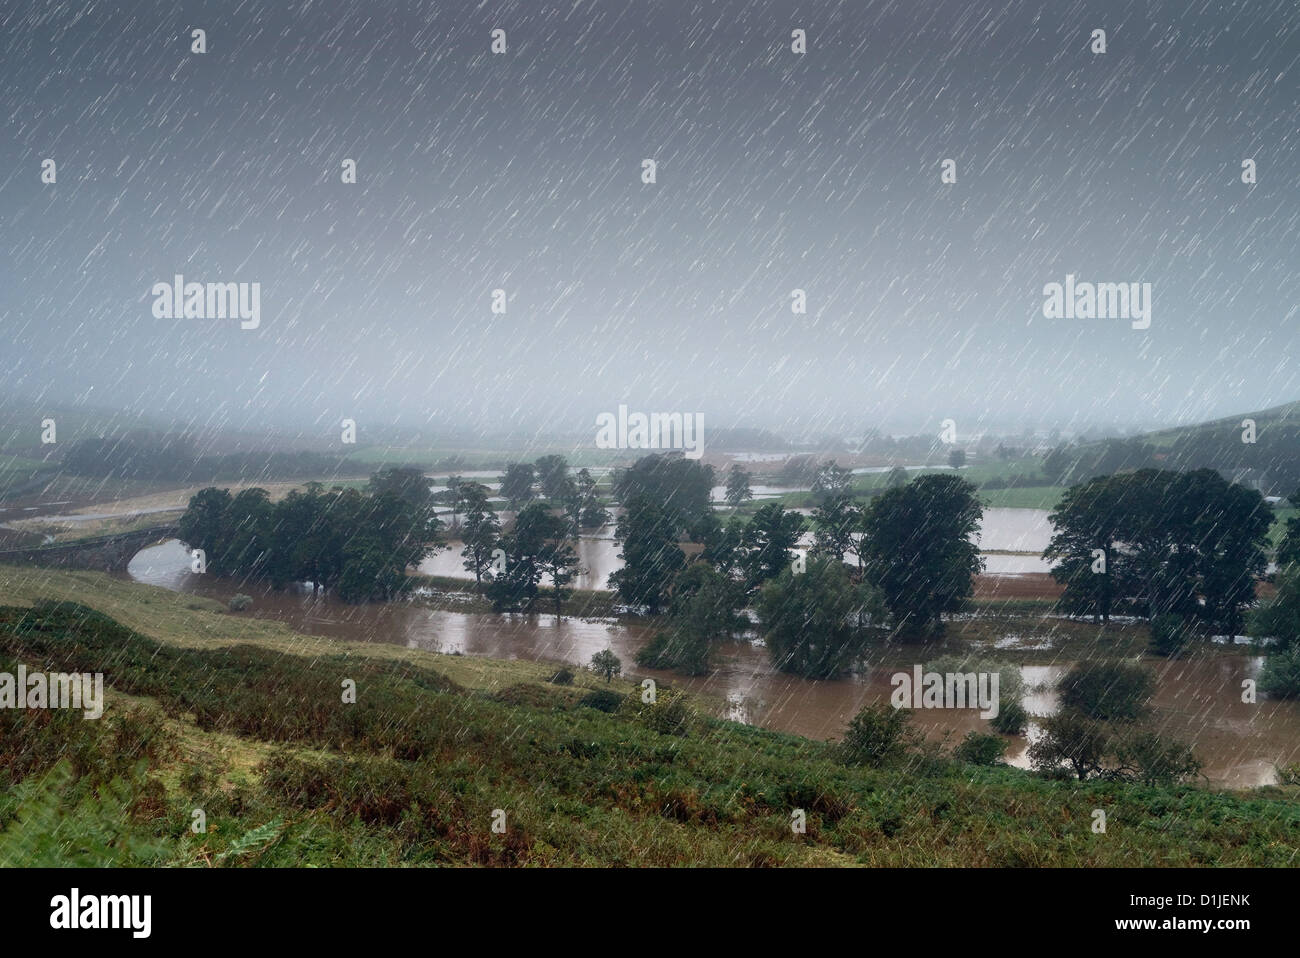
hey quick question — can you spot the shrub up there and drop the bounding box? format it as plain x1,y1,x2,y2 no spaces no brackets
577,689,623,713
1149,613,1191,657
1259,645,1300,699
955,731,1007,766
589,649,622,683
621,688,693,737
229,594,253,612
990,698,1028,735
1057,660,1154,722
1028,711,1110,780
548,667,575,686
1109,731,1202,785
840,704,912,767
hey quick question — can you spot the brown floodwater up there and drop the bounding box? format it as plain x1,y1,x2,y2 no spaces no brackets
125,539,1300,788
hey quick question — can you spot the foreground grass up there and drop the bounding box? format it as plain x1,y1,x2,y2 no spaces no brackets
0,589,1297,865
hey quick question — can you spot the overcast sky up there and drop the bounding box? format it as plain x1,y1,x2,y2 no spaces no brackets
2,0,1297,442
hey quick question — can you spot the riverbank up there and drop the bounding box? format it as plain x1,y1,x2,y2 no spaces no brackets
1,587,1298,866
5,562,1298,788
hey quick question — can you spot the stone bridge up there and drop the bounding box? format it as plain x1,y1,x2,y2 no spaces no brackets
0,525,180,573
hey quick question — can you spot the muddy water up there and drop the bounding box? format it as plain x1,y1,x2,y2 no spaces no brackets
418,508,1055,588
126,539,1300,787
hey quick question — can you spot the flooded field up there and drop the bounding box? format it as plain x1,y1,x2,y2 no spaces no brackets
127,539,1300,787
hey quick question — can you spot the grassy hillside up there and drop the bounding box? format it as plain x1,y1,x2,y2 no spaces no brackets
0,578,1297,866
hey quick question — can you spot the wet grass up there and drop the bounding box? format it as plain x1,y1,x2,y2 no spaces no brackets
0,598,1297,867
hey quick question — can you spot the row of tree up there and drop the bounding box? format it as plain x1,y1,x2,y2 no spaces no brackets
609,453,986,678
177,466,442,603
1045,468,1273,633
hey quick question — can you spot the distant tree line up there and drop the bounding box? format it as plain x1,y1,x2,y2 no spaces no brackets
60,434,371,483
1043,424,1300,496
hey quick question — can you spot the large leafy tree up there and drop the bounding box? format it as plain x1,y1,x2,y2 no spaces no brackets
724,464,753,508
635,562,747,675
739,502,805,592
498,462,537,510
613,453,714,540
859,473,983,635
486,502,558,611
756,558,877,678
1046,468,1270,632
1044,474,1140,624
534,454,571,502
810,492,861,563
608,494,686,612
459,482,501,590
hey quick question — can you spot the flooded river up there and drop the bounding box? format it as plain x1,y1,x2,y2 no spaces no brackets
126,539,1300,787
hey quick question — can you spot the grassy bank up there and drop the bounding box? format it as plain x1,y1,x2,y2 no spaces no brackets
0,568,1297,866
1,599,1298,867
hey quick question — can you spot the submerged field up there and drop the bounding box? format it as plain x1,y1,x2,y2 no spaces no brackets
0,569,1297,866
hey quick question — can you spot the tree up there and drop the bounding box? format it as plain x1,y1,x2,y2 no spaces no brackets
739,502,805,592
573,467,609,530
1044,474,1139,624
499,462,536,510
540,539,582,618
885,466,908,489
486,502,557,611
947,448,966,469
1251,565,1300,651
1028,712,1110,780
590,649,622,683
608,494,686,612
534,454,570,502
444,474,465,532
459,483,501,591
1276,495,1300,570
840,704,913,767
811,460,852,501
178,487,232,560
1046,469,1270,632
635,562,746,674
859,474,983,635
613,454,715,539
810,492,860,563
1057,661,1154,722
756,558,876,678
177,472,442,604
724,464,753,508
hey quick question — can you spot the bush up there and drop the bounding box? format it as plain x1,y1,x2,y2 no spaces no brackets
1057,660,1154,722
228,594,253,612
621,688,693,737
1109,731,1202,785
990,698,1028,735
1028,711,1110,780
954,731,1007,766
840,704,912,768
924,655,1027,734
577,689,623,713
1259,645,1300,699
548,667,575,686
1149,613,1191,657
589,649,622,683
